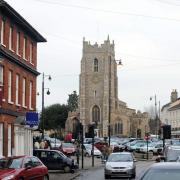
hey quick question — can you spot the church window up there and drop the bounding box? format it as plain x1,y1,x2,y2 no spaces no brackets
94,90,97,98
92,105,100,123
94,58,98,72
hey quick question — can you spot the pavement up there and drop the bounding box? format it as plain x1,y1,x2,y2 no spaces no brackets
49,156,103,180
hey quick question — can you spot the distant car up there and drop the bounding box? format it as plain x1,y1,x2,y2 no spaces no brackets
104,152,136,179
49,138,61,148
139,162,180,180
60,143,76,156
33,149,78,172
0,155,49,180
83,144,102,158
94,141,108,152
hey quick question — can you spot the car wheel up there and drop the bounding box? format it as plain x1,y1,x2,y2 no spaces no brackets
64,165,71,173
43,175,49,180
105,174,111,179
18,178,24,180
131,173,136,179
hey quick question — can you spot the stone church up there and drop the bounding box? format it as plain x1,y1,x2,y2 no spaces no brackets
65,37,149,139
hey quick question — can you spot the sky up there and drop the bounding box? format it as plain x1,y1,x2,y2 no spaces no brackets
5,0,180,112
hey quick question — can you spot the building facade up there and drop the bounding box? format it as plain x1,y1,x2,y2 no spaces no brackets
66,37,149,138
0,0,46,157
161,89,180,137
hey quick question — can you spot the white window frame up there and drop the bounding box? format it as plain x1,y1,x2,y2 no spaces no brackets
22,77,26,107
16,32,20,55
23,37,27,60
0,123,3,156
8,70,13,103
16,74,20,105
29,42,33,63
0,65,3,86
8,124,12,156
0,20,5,45
9,26,13,50
29,81,33,109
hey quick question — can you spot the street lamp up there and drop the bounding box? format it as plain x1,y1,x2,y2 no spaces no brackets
150,95,160,138
108,58,122,146
41,72,51,139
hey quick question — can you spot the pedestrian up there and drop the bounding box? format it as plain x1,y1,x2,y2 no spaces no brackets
101,145,107,162
34,141,40,149
40,140,45,149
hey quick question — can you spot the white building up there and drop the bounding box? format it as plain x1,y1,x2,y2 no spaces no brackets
161,89,180,137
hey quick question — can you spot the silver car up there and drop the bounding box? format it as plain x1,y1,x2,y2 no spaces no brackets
104,152,136,179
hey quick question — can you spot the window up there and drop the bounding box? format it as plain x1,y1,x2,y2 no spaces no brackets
31,157,42,167
8,70,13,103
23,37,27,59
92,105,100,123
9,26,13,50
29,42,33,63
8,124,11,156
0,124,3,156
22,78,26,107
15,74,20,105
0,19,5,45
0,65,3,86
94,58,98,72
29,81,33,109
16,32,20,55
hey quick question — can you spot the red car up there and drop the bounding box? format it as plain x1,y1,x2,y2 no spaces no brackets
0,155,49,180
60,143,76,156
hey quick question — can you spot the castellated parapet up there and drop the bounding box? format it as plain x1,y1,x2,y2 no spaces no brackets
83,36,115,55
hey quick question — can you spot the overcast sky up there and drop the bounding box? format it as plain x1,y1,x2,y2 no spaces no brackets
6,0,180,112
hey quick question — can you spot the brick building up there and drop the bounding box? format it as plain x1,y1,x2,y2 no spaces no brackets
0,0,46,157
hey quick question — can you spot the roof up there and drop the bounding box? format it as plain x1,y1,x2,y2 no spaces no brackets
169,103,180,111
151,162,180,169
0,0,46,42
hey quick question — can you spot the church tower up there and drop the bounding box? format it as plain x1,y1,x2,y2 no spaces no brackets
79,36,119,137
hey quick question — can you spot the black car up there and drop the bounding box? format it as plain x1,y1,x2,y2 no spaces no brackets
33,149,78,172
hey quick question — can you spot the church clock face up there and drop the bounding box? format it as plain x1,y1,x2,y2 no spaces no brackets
91,75,99,84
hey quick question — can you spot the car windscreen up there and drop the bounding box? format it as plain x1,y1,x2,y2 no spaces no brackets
107,154,133,162
0,158,23,169
141,168,180,180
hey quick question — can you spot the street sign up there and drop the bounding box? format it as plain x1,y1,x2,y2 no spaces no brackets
25,112,39,127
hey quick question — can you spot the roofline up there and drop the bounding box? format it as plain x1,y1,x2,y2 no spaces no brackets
0,0,47,42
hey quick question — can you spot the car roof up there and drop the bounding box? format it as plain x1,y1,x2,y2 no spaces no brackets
111,152,132,155
151,162,180,169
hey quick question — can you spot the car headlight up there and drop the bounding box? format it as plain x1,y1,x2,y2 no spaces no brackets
126,165,133,169
2,175,15,180
105,164,112,170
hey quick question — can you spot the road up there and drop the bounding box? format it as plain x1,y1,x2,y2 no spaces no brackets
49,160,155,180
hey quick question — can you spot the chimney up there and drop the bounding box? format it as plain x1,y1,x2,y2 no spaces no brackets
171,89,178,102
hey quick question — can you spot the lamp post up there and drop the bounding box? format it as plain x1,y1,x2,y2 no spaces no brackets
108,58,122,146
150,95,160,138
41,72,51,139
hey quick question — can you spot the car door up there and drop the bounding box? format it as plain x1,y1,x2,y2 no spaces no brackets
23,157,37,180
48,151,64,170
31,157,45,180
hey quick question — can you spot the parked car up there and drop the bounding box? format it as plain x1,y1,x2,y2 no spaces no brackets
0,155,49,180
49,138,61,148
60,143,76,156
94,141,108,152
156,145,180,162
83,144,102,158
104,152,136,179
33,149,78,172
138,162,180,180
